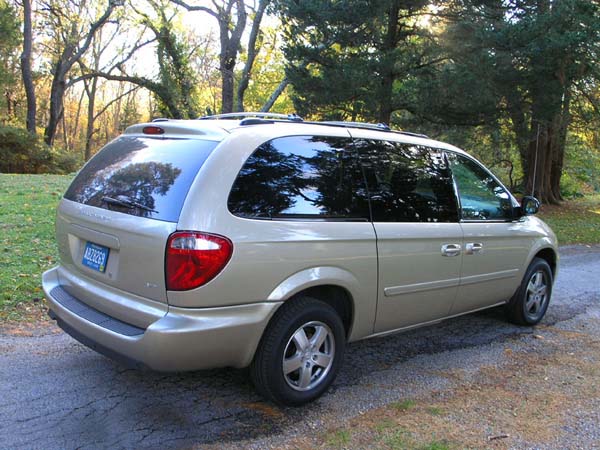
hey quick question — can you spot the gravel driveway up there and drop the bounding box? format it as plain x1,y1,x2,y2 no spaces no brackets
0,245,599,450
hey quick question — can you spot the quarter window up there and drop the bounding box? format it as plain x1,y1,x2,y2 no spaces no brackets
355,139,459,223
228,136,370,220
447,153,514,221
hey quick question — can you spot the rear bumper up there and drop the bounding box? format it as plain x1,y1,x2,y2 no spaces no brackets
43,267,280,371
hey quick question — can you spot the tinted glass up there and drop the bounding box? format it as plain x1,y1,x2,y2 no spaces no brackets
228,136,370,220
355,139,458,223
447,152,513,221
64,137,218,222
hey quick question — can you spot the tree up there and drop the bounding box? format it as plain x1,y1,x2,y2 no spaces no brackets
79,24,140,160
19,0,36,133
40,0,120,146
171,0,247,113
131,0,200,118
432,0,600,203
74,0,205,121
274,0,432,123
0,0,21,121
235,0,269,112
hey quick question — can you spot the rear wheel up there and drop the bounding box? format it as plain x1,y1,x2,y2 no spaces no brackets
250,296,346,406
505,258,553,325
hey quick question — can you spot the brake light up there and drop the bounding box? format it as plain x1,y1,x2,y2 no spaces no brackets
143,126,165,135
166,232,233,291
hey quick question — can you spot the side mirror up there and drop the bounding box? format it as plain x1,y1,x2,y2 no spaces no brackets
521,196,540,216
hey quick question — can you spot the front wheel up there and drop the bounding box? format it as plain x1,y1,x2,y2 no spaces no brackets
250,296,346,406
505,257,553,326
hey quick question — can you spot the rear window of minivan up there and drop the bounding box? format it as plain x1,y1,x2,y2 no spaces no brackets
64,136,218,222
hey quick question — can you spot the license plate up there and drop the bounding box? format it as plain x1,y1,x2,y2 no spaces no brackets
82,242,110,273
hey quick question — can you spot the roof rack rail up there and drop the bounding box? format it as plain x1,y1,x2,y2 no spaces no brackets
198,112,428,138
198,112,303,122
305,120,428,138
321,121,391,131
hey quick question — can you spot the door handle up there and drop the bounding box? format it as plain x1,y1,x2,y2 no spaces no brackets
465,242,484,255
441,243,461,257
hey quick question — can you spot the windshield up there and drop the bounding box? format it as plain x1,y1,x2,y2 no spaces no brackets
64,136,218,222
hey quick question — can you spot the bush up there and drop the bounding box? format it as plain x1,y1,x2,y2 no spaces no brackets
0,125,82,174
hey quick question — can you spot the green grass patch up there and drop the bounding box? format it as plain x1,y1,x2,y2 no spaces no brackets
391,399,417,412
325,429,351,448
538,195,600,245
426,406,444,416
381,428,411,449
0,174,71,322
419,440,451,450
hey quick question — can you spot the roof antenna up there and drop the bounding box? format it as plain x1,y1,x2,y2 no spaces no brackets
531,123,540,199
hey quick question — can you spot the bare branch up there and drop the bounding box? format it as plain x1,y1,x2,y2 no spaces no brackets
169,0,218,18
66,1,119,68
93,86,140,122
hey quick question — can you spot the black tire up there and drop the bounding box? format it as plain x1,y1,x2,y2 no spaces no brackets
505,257,553,326
250,296,346,406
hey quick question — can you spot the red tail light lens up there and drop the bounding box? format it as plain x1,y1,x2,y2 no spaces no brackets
166,232,233,291
142,126,165,135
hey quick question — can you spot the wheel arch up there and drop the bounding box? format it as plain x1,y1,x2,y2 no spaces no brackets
266,267,359,339
288,285,354,339
535,247,558,278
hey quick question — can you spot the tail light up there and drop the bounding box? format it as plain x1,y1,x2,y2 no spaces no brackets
166,232,233,291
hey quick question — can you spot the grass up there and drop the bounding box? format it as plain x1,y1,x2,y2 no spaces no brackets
391,399,417,412
538,195,600,245
324,429,351,448
0,172,598,323
0,174,71,322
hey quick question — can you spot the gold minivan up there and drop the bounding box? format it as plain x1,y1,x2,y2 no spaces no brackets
43,113,558,406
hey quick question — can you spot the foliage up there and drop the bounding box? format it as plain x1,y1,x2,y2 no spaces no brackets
239,26,293,113
0,125,81,174
0,0,21,118
140,0,200,118
421,0,600,203
274,0,600,202
275,0,430,122
0,174,71,322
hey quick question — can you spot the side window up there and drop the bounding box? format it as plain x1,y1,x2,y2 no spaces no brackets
355,139,458,223
228,136,370,220
447,152,513,221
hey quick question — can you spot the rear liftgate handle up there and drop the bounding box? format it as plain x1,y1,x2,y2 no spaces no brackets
441,243,462,257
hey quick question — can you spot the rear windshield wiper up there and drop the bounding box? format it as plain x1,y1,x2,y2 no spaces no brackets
101,196,157,213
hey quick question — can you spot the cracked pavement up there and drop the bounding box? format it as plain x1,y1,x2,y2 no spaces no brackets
1,245,599,449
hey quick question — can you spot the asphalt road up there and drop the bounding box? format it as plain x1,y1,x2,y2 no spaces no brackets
1,245,599,450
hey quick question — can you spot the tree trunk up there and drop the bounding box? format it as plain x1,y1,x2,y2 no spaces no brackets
218,1,246,114
44,60,69,146
525,112,567,205
261,78,289,112
221,66,234,113
20,0,36,135
44,61,66,145
549,88,571,202
43,2,116,146
84,76,98,160
236,0,268,112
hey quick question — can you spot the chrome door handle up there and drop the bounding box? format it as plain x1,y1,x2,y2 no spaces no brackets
465,242,484,255
441,243,461,257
